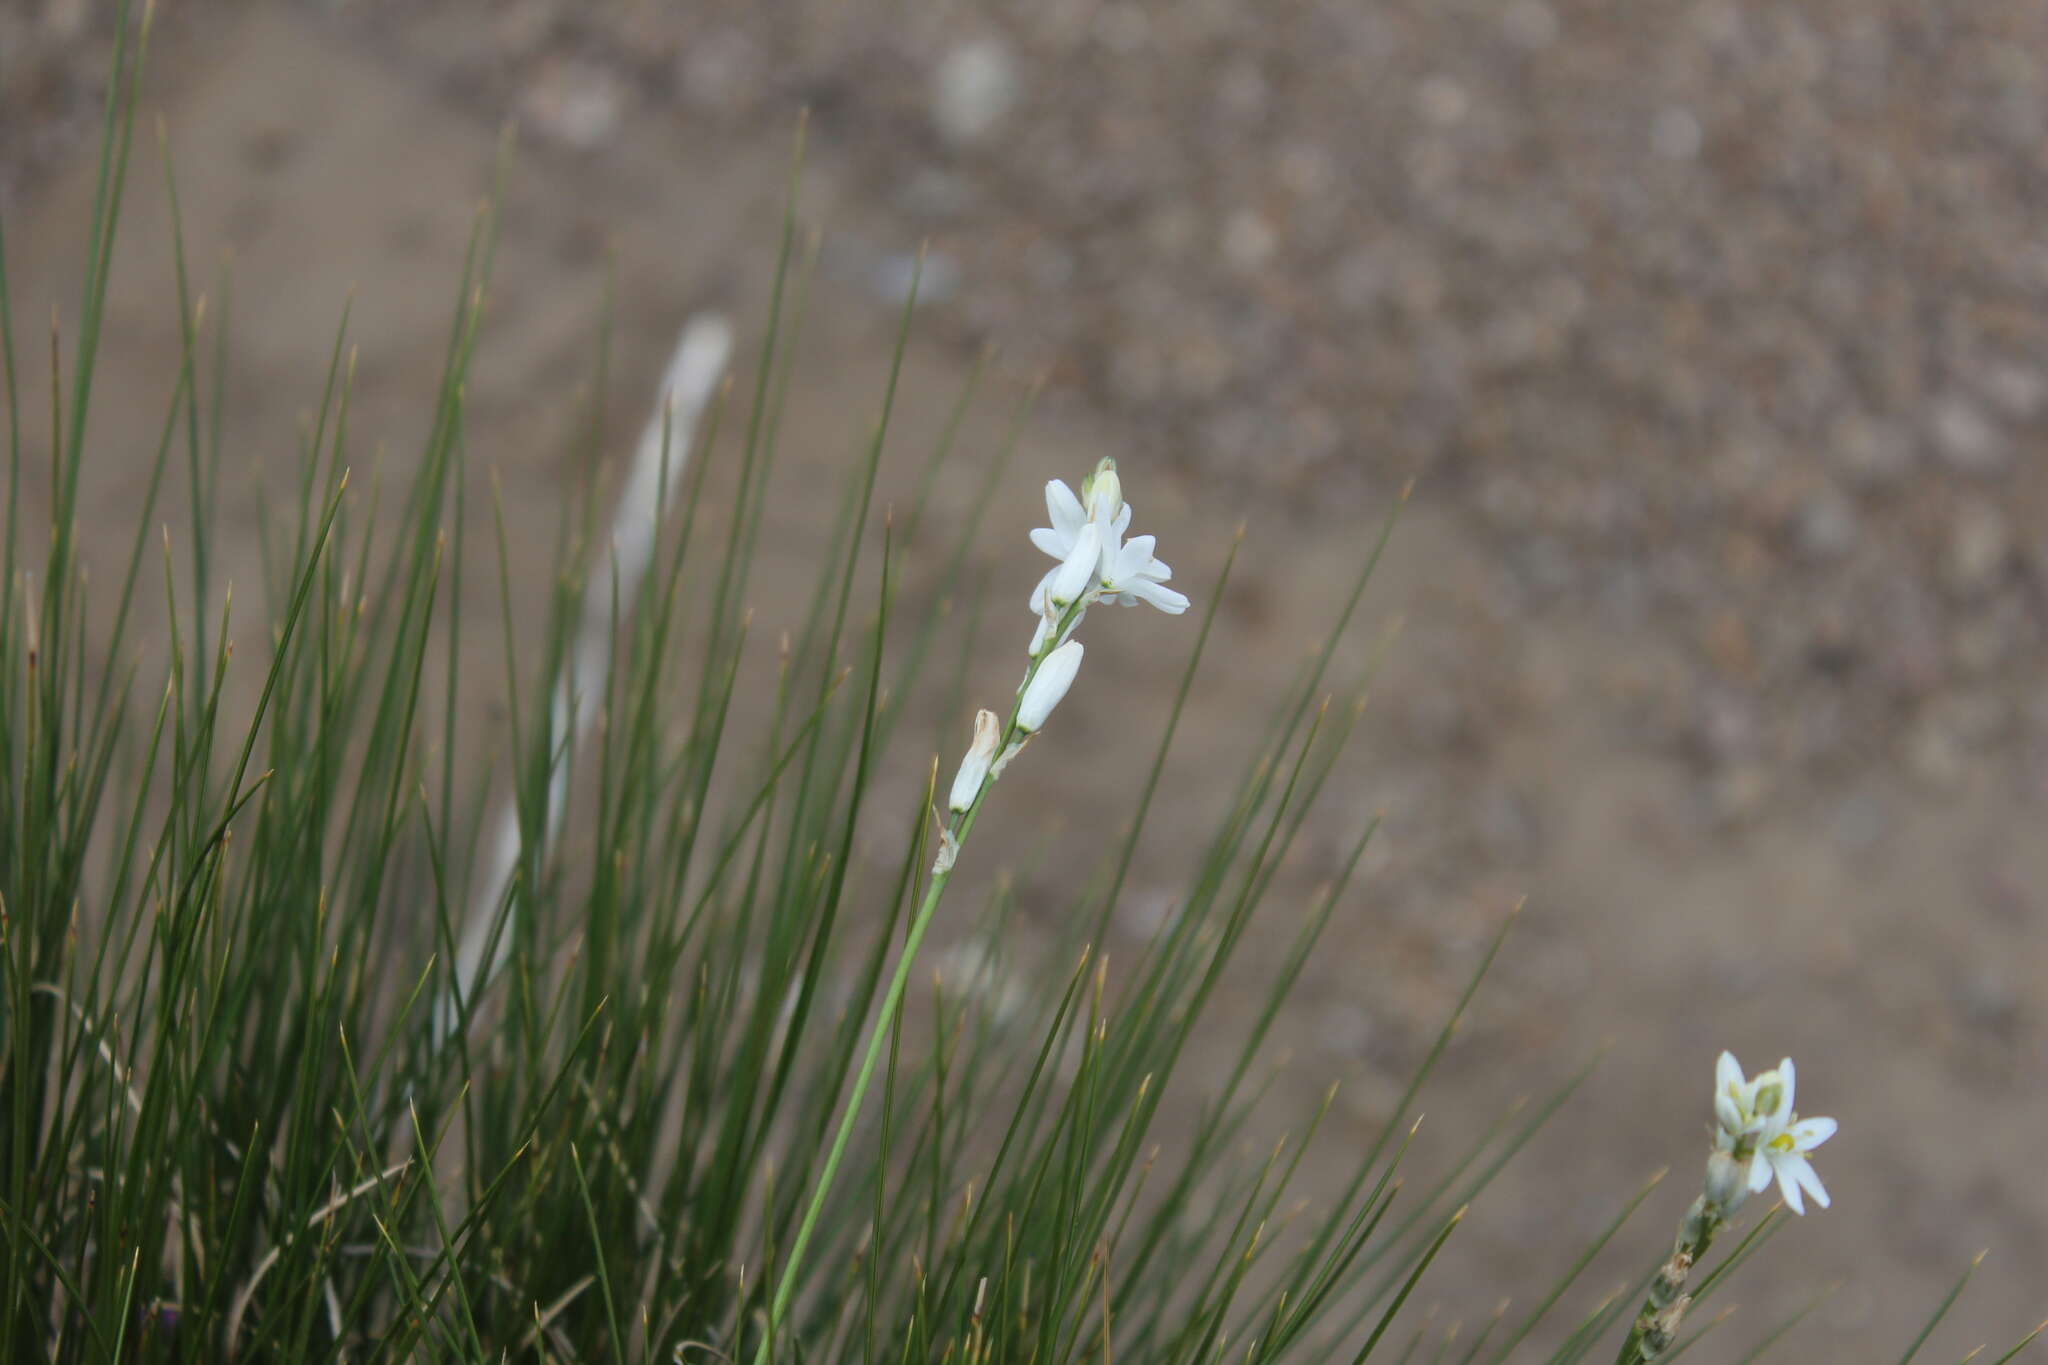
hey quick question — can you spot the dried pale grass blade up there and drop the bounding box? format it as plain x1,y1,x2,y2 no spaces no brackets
442,313,732,1038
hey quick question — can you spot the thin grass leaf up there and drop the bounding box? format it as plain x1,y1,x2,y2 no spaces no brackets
1986,1320,2048,1365
1353,1209,1466,1363
1489,1167,1667,1364
1900,1254,1988,1365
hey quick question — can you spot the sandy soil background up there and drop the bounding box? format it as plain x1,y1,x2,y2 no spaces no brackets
5,1,2047,1356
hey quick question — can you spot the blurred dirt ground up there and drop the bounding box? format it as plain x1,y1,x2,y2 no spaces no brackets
5,1,2047,1356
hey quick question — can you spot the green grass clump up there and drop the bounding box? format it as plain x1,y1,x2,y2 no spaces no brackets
0,9,2038,1364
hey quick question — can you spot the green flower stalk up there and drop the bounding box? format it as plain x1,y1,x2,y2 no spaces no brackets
752,458,1187,1362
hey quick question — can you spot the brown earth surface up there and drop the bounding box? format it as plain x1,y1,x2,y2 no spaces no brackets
5,2,2047,1357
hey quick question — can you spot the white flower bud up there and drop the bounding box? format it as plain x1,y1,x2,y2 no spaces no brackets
1017,641,1083,732
1082,457,1122,524
1703,1149,1749,1214
948,709,1002,813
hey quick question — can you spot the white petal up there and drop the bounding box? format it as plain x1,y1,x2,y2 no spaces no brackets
1107,536,1157,588
1028,613,1051,655
1130,579,1190,614
1029,569,1055,615
1777,1058,1797,1115
1144,555,1173,581
1046,480,1084,537
1050,524,1100,605
1787,1116,1836,1151
1714,1095,1744,1136
1030,526,1072,559
1747,1154,1774,1194
1111,504,1132,537
1775,1156,1807,1215
1717,1051,1744,1096
1789,1155,1831,1210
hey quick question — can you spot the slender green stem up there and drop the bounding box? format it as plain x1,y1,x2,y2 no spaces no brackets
756,832,961,1359
754,595,1083,1361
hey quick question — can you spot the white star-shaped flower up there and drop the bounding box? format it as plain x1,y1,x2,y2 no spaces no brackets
1028,477,1123,604
1712,1049,1767,1139
1712,1051,1837,1215
1097,530,1188,614
1026,461,1188,652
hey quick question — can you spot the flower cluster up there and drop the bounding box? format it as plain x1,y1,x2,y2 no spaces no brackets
1025,460,1188,655
1622,1051,1840,1363
1710,1051,1837,1215
935,460,1187,872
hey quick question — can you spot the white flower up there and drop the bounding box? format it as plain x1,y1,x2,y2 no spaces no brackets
1026,460,1188,653
1029,476,1125,599
1098,531,1189,614
1751,1110,1836,1215
1712,1052,1837,1215
1711,1050,1792,1142
1712,1049,1767,1140
1017,641,1083,731
947,709,1002,813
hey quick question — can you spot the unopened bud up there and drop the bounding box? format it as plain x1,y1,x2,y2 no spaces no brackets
1018,641,1083,732
1082,457,1122,524
1703,1149,1749,1214
948,709,1002,813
